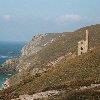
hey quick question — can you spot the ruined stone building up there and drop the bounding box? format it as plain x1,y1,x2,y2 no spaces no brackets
78,30,89,55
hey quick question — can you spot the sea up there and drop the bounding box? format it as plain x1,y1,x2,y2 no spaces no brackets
0,41,25,88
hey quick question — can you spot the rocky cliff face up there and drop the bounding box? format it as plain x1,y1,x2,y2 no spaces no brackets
17,33,62,71
21,33,62,57
0,58,19,74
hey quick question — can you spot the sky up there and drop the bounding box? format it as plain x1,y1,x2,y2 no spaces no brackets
0,0,100,41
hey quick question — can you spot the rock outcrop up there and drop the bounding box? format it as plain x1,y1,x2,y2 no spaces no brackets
11,90,63,100
21,33,61,57
0,58,19,74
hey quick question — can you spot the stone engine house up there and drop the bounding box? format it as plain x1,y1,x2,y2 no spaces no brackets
78,30,89,55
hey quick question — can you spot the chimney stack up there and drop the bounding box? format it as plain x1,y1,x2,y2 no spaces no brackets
86,30,89,42
86,30,89,50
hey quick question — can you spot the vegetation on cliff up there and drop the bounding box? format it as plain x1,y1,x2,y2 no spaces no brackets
8,24,100,86
0,46,100,100
0,24,100,100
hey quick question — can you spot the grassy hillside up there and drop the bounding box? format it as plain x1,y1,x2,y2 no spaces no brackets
0,46,100,99
0,24,100,100
14,46,100,93
37,24,100,63
22,24,100,70
11,24,100,84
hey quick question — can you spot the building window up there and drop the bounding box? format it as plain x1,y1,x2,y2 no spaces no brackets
81,52,83,54
81,47,83,50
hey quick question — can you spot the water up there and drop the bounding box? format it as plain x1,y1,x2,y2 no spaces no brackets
0,41,25,88
0,41,25,64
0,74,12,88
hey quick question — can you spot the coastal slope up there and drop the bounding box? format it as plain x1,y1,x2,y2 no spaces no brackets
0,24,100,100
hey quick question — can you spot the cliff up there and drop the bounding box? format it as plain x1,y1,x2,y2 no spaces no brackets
21,33,62,57
1,24,100,85
0,24,100,100
0,46,100,100
1,25,100,76
0,33,62,74
11,24,100,85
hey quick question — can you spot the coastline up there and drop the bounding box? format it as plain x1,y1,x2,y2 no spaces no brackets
0,74,12,90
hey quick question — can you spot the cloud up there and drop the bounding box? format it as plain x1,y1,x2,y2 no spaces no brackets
3,15,12,22
56,14,85,25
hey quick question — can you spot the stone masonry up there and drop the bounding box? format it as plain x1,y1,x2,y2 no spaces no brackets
78,30,89,55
